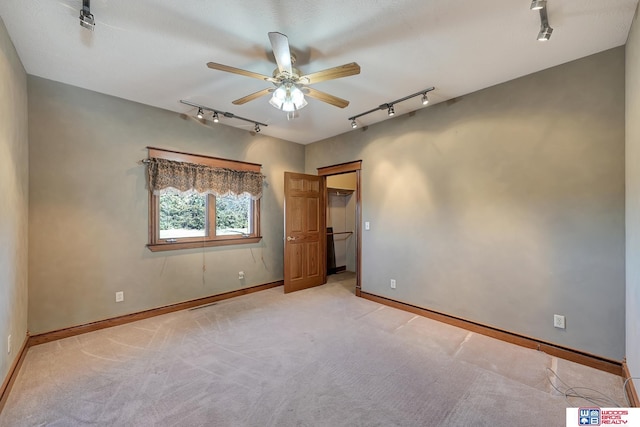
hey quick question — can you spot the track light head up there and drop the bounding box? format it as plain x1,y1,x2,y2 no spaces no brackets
79,12,95,31
530,0,546,10
351,119,357,129
537,25,553,41
196,108,204,119
421,93,429,105
387,105,395,117
79,0,95,32
212,112,219,123
533,1,553,41
254,123,261,133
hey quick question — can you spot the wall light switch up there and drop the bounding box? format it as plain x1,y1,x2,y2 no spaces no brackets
365,221,370,230
553,314,565,329
7,335,11,354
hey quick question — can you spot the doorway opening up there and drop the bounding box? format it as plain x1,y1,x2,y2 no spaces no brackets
317,161,362,296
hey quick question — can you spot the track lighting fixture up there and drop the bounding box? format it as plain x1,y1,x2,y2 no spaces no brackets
179,100,268,133
532,1,553,41
347,86,435,129
537,26,553,41
79,0,95,31
530,0,546,10
387,105,395,117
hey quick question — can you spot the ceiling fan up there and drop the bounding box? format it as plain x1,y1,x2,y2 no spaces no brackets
207,32,361,118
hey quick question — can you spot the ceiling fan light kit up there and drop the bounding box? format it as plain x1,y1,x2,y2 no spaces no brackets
206,32,360,118
179,100,267,132
348,87,435,129
268,83,307,113
532,1,553,41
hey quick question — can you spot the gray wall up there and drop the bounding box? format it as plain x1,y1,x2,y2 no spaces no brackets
0,18,28,383
28,76,305,334
626,4,640,377
306,48,626,360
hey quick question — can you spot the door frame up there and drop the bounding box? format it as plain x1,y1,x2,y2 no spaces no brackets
317,161,362,296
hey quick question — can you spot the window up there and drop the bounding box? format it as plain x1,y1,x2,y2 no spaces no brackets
158,192,255,239
146,147,262,251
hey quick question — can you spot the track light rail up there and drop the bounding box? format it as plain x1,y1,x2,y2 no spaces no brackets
179,100,268,129
347,87,435,127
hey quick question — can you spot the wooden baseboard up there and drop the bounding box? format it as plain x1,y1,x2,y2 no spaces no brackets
360,291,622,376
29,280,284,347
0,334,29,413
623,360,640,407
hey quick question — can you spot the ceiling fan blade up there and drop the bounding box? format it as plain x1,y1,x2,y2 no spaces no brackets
207,62,276,82
299,62,361,84
304,88,349,108
232,88,273,105
268,32,293,75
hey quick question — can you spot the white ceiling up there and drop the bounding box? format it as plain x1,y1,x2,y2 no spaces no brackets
0,0,637,144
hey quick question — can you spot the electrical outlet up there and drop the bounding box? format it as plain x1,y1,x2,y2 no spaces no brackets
553,314,565,329
7,335,11,354
115,291,124,303
238,271,245,280
390,279,396,289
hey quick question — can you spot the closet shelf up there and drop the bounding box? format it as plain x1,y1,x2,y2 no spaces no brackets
328,187,354,196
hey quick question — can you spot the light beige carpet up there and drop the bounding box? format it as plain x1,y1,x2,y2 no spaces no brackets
0,273,626,426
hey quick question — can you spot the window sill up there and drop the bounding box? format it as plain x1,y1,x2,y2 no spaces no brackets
147,236,262,252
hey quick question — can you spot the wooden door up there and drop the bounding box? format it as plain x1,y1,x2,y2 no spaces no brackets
284,172,326,293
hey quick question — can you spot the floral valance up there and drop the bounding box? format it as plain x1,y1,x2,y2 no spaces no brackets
147,157,263,199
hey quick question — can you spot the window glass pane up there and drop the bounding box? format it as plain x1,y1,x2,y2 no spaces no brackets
159,192,207,239
216,193,251,236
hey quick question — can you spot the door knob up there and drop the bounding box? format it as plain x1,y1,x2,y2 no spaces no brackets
287,236,296,241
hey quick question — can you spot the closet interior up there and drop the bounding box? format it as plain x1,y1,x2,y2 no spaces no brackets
326,173,357,276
